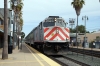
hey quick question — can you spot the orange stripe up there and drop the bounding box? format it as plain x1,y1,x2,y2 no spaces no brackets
58,34,65,40
58,27,69,39
44,27,56,39
44,28,49,33
50,34,57,40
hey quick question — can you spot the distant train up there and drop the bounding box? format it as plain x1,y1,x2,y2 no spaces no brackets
25,16,70,55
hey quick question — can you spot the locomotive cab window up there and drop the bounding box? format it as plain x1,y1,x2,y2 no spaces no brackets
55,19,66,27
43,22,55,27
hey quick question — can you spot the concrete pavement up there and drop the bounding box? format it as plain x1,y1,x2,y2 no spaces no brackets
0,43,61,66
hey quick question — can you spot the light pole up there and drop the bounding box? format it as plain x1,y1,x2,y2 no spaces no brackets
69,18,75,55
9,0,12,52
82,16,88,47
82,15,88,58
11,0,18,49
8,9,12,54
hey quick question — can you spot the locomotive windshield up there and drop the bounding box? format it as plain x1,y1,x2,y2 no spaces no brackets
43,19,55,27
55,19,66,27
43,18,66,27
43,22,55,27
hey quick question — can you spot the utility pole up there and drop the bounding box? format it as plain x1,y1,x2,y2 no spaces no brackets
2,0,8,59
12,0,18,49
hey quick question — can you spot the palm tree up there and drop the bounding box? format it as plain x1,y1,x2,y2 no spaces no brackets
11,0,24,49
71,0,85,46
15,1,23,49
2,0,8,59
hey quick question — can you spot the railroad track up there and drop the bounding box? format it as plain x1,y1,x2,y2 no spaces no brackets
70,48,100,58
28,44,68,66
27,44,100,66
48,55,90,66
49,55,68,66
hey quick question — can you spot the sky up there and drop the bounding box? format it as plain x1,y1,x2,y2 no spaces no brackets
0,0,100,36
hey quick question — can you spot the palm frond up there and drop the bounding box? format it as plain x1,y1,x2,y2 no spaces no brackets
71,0,85,9
71,0,85,16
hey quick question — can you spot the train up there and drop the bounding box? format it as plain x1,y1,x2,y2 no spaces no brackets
25,16,70,55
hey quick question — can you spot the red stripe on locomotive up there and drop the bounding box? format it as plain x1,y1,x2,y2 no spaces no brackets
50,33,57,40
44,27,56,40
57,34,65,40
44,28,49,33
58,27,70,39
44,27,70,40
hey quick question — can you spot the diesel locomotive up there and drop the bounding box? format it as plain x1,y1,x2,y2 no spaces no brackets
25,16,70,55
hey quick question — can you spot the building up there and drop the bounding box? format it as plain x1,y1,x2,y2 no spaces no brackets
70,32,100,48
79,32,100,48
79,33,100,43
0,8,12,48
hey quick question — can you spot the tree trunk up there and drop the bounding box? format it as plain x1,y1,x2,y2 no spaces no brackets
2,0,8,59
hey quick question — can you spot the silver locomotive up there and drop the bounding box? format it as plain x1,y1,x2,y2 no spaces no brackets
25,16,70,55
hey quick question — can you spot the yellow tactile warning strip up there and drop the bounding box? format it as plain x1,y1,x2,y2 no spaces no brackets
25,44,61,66
25,44,45,66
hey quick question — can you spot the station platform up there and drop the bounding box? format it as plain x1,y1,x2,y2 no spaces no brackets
0,43,61,66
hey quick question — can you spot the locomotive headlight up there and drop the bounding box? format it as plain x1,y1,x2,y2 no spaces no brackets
46,37,48,40
54,18,56,22
72,40,73,43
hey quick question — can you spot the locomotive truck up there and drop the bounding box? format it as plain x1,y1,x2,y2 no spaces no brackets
25,16,70,55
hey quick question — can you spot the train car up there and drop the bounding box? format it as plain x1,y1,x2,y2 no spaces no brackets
25,29,34,45
25,16,70,55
